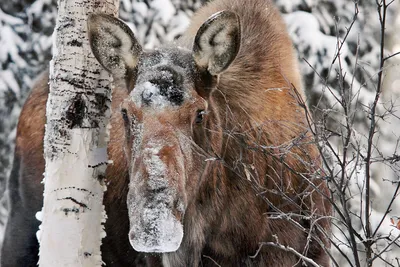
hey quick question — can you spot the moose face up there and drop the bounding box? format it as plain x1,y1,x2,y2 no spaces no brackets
121,48,208,253
88,11,240,253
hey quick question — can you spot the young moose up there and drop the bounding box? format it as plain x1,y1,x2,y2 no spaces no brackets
2,0,331,266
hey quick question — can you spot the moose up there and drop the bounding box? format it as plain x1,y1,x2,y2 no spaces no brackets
1,0,331,266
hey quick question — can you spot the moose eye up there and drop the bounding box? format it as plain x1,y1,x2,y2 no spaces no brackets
195,110,206,124
121,108,132,140
121,108,129,126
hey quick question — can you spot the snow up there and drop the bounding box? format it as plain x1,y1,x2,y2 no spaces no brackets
151,0,175,25
0,70,20,97
276,0,317,12
130,55,191,109
165,11,190,41
120,0,132,13
0,8,23,24
0,19,26,67
131,2,148,18
281,1,400,265
284,11,341,79
131,80,188,109
132,81,169,108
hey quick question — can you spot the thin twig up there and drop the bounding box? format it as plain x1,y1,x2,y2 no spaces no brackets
250,241,321,267
365,0,389,264
202,255,222,267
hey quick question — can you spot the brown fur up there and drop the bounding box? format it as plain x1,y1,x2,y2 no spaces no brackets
2,0,331,266
0,73,48,267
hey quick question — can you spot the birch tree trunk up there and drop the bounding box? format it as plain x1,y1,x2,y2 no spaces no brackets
38,0,119,266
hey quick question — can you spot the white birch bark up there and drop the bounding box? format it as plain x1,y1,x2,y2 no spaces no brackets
38,0,119,266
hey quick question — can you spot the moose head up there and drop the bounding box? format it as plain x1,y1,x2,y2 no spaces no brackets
88,11,241,253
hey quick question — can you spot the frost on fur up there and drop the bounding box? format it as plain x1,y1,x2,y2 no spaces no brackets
127,143,184,253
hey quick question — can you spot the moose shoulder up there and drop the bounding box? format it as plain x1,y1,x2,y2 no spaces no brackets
2,0,331,266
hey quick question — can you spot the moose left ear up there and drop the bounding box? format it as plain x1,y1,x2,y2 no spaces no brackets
193,11,241,76
88,14,142,79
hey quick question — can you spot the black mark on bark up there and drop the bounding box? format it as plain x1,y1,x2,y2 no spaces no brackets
97,174,105,181
58,196,89,209
67,39,82,47
93,93,108,114
66,93,86,128
88,162,108,168
63,207,79,215
53,187,95,197
84,252,92,258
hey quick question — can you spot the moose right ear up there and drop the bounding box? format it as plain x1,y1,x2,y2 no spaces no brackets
88,14,142,79
193,11,241,76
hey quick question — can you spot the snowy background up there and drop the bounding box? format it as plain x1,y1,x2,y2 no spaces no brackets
0,0,400,265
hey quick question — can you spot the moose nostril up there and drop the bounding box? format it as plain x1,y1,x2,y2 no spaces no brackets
172,207,184,222
151,186,168,195
129,231,136,242
141,90,153,105
172,199,185,221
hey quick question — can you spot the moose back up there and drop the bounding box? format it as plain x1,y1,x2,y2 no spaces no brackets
1,0,331,266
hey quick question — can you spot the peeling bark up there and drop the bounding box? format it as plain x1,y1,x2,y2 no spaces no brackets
38,0,119,266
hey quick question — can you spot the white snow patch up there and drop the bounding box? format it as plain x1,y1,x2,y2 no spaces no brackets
275,0,317,12
165,11,190,41
0,20,26,67
151,0,176,25
121,0,132,13
0,70,20,97
132,2,148,18
284,11,339,71
131,81,169,109
130,54,191,109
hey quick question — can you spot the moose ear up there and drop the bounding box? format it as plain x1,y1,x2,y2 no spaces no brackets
88,14,142,78
193,11,241,76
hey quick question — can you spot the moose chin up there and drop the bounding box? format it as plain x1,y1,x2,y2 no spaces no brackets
1,0,331,266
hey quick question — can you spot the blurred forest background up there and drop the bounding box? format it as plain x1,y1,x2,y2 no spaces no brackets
0,0,399,265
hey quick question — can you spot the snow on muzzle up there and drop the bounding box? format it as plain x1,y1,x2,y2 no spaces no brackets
127,141,186,253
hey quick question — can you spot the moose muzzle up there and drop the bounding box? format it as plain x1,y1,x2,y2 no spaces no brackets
127,140,186,253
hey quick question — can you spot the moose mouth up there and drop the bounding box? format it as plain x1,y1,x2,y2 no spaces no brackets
128,195,184,253
127,143,185,253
